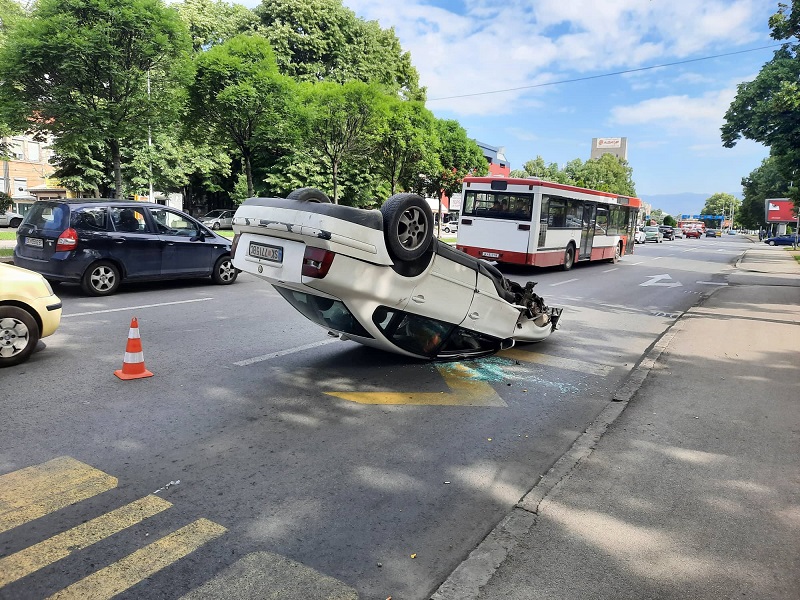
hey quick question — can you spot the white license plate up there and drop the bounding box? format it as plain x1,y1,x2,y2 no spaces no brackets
25,237,43,248
481,251,500,258
249,241,283,263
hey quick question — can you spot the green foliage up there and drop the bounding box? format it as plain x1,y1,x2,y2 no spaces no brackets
0,190,11,212
255,0,423,99
299,80,384,203
511,153,637,197
423,119,487,199
723,2,800,206
739,155,792,228
700,192,740,227
372,98,440,195
0,0,192,197
188,34,296,197
663,215,677,227
174,0,258,52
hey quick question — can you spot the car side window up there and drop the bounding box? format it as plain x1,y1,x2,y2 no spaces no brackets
72,207,108,231
150,208,200,237
110,207,148,233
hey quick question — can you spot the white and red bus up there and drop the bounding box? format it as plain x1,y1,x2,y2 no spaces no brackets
455,176,642,270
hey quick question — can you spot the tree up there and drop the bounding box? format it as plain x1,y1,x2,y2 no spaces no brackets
722,1,800,206
299,80,384,204
174,0,258,52
0,0,192,198
663,214,677,227
700,192,740,228
739,155,792,229
255,0,423,99
510,153,637,196
372,98,440,196
423,119,487,200
510,156,564,182
188,34,296,198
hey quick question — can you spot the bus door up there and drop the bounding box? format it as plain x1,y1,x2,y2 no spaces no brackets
579,202,596,260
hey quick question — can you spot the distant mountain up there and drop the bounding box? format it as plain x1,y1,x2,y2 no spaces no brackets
638,192,712,218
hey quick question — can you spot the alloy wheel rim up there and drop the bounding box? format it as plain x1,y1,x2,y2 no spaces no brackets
0,317,29,358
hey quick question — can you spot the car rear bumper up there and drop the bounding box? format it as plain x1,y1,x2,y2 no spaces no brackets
13,252,90,282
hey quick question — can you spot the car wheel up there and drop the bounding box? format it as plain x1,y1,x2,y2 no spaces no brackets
562,244,575,271
81,261,121,296
0,306,40,367
212,255,238,285
9,217,22,228
769,240,776,246
380,193,433,262
212,222,220,230
286,187,332,203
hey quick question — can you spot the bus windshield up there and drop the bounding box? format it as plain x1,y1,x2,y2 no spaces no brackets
463,191,533,221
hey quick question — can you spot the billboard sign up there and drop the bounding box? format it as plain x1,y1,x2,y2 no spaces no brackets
765,198,798,222
596,138,622,148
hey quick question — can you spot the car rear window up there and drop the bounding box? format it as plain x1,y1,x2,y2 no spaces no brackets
22,202,70,232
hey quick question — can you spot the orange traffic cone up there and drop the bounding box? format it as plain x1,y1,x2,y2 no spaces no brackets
114,317,154,380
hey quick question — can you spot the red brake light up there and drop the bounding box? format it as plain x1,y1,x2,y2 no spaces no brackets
302,247,335,278
56,228,78,252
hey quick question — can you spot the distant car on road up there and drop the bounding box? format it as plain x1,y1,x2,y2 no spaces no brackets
658,225,675,240
764,234,799,246
633,226,647,244
14,199,238,296
442,221,458,234
643,226,663,243
673,228,684,239
0,263,62,367
705,229,718,237
0,209,23,228
200,209,234,230
684,228,701,239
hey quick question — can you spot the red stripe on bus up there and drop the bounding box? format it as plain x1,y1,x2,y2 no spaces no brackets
462,176,642,206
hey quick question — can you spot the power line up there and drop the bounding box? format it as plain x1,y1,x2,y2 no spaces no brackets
427,43,783,101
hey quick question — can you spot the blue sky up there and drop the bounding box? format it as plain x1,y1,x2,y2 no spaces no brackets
240,1,780,200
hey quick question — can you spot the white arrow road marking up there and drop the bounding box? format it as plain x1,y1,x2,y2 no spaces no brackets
641,274,683,288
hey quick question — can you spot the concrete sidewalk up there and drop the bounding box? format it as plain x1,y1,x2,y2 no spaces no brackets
434,244,800,599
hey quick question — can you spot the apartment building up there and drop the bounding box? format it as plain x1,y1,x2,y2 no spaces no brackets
1,134,67,216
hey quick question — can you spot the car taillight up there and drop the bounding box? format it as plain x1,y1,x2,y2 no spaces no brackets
56,228,78,252
231,233,241,258
302,247,335,279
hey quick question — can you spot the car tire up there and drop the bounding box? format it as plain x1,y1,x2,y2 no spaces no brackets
9,217,22,228
212,222,220,230
212,255,238,285
81,261,121,296
380,193,434,262
286,187,332,203
562,244,575,271
0,306,40,367
769,240,776,246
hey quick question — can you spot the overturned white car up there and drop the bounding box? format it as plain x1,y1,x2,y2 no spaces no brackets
231,189,562,360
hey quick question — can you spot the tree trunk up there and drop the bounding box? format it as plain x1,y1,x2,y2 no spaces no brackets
332,161,339,204
110,139,123,199
245,153,254,198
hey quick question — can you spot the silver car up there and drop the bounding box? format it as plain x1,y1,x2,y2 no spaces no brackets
200,209,234,230
0,209,24,228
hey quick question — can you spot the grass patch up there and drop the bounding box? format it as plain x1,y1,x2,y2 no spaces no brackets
0,248,13,257
0,231,17,241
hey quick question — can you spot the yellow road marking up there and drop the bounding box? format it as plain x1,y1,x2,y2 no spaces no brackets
47,518,227,600
0,457,117,534
499,349,613,376
326,363,507,406
0,495,172,587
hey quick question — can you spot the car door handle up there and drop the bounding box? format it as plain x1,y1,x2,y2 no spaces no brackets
412,294,425,303
114,239,125,244
468,311,480,319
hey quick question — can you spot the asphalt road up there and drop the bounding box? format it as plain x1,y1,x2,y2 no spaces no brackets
0,234,750,600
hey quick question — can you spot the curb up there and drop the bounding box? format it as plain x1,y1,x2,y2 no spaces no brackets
430,319,683,599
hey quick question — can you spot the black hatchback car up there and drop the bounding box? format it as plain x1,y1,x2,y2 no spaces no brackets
14,200,238,296
658,225,675,240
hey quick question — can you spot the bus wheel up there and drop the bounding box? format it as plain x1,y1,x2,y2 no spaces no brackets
562,244,575,271
381,193,434,262
609,242,621,263
286,187,332,203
